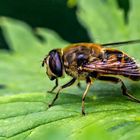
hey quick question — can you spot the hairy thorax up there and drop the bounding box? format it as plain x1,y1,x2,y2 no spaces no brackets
62,43,102,80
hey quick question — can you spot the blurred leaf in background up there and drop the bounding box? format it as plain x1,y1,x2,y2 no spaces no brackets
0,0,91,44
0,0,140,140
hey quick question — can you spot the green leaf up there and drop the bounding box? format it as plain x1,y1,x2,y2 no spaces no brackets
0,0,140,139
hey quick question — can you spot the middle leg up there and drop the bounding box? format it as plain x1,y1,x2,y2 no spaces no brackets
81,77,92,115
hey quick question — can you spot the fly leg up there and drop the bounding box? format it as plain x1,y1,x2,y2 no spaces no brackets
82,77,92,115
48,78,77,107
48,79,58,93
98,76,140,103
77,82,82,89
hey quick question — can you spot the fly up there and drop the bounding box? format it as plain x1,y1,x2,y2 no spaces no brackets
42,39,140,115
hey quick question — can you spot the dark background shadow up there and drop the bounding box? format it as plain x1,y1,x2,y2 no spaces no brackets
0,0,130,50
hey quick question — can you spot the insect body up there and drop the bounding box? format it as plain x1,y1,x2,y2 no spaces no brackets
42,40,140,115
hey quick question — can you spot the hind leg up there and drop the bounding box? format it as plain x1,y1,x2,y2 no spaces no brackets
98,76,140,103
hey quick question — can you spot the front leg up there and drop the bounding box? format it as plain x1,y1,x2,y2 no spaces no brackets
48,79,58,93
48,78,77,107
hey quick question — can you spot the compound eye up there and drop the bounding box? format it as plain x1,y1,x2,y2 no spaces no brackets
49,51,63,77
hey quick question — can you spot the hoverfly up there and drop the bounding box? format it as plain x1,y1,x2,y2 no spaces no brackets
42,39,140,115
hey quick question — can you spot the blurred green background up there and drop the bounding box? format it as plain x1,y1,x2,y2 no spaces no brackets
0,0,140,140
0,0,129,50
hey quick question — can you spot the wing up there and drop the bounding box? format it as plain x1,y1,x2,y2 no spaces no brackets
82,55,140,80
